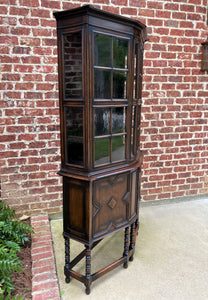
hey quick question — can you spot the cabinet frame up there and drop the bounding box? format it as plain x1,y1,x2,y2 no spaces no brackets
54,5,147,294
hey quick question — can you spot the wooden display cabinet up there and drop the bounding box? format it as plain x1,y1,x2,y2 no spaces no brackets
54,5,147,294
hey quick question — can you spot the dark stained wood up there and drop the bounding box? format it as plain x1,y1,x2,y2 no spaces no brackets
64,237,70,283
123,226,130,268
85,246,91,294
54,5,146,294
67,269,85,284
129,222,136,261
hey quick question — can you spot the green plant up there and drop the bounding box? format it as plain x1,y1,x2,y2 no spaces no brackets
0,201,33,298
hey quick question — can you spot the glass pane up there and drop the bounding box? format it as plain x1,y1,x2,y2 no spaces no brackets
112,135,125,162
94,138,110,166
112,107,126,134
113,38,128,69
94,108,110,136
65,107,83,165
94,69,111,99
94,34,111,67
64,32,82,99
113,71,127,99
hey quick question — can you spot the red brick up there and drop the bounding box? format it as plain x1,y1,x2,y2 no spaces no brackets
158,193,171,200
121,7,137,15
148,19,163,26
19,0,39,6
147,1,163,9
2,72,20,81
13,64,34,73
20,37,40,46
11,27,31,35
33,271,57,283
32,250,54,261
180,21,194,28
19,18,39,26
189,0,201,4
187,13,202,21
15,83,34,90
129,0,146,7
156,11,171,19
32,289,60,300
0,6,8,14
170,29,185,36
36,83,54,90
185,30,199,37
32,280,58,292
41,0,61,9
5,109,24,117
139,8,154,17
32,235,52,244
29,187,46,195
31,8,51,18
164,3,179,10
20,165,39,173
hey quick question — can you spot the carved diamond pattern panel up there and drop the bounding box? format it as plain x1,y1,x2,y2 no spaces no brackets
108,197,117,209
93,173,130,238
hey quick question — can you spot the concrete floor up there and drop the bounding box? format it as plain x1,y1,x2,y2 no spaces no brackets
50,198,208,300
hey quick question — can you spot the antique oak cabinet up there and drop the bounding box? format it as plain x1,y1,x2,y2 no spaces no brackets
54,5,147,294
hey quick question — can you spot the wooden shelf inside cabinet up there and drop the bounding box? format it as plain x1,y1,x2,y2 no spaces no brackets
54,5,147,294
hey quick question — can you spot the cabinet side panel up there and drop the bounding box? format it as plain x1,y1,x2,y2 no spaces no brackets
63,177,88,236
130,170,137,218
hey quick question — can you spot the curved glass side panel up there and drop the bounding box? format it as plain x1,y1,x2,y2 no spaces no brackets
65,107,83,165
63,31,82,99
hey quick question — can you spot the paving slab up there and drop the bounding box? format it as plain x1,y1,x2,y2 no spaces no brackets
50,198,208,300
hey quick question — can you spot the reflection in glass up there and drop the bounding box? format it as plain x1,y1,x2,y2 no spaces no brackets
94,138,110,165
112,107,126,134
94,69,111,99
64,32,82,99
112,135,125,162
94,34,111,67
65,107,83,165
94,108,110,136
113,71,127,99
113,38,128,69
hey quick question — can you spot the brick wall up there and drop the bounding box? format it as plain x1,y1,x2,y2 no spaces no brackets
0,0,207,216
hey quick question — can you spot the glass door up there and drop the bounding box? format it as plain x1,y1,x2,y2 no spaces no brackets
92,32,130,167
